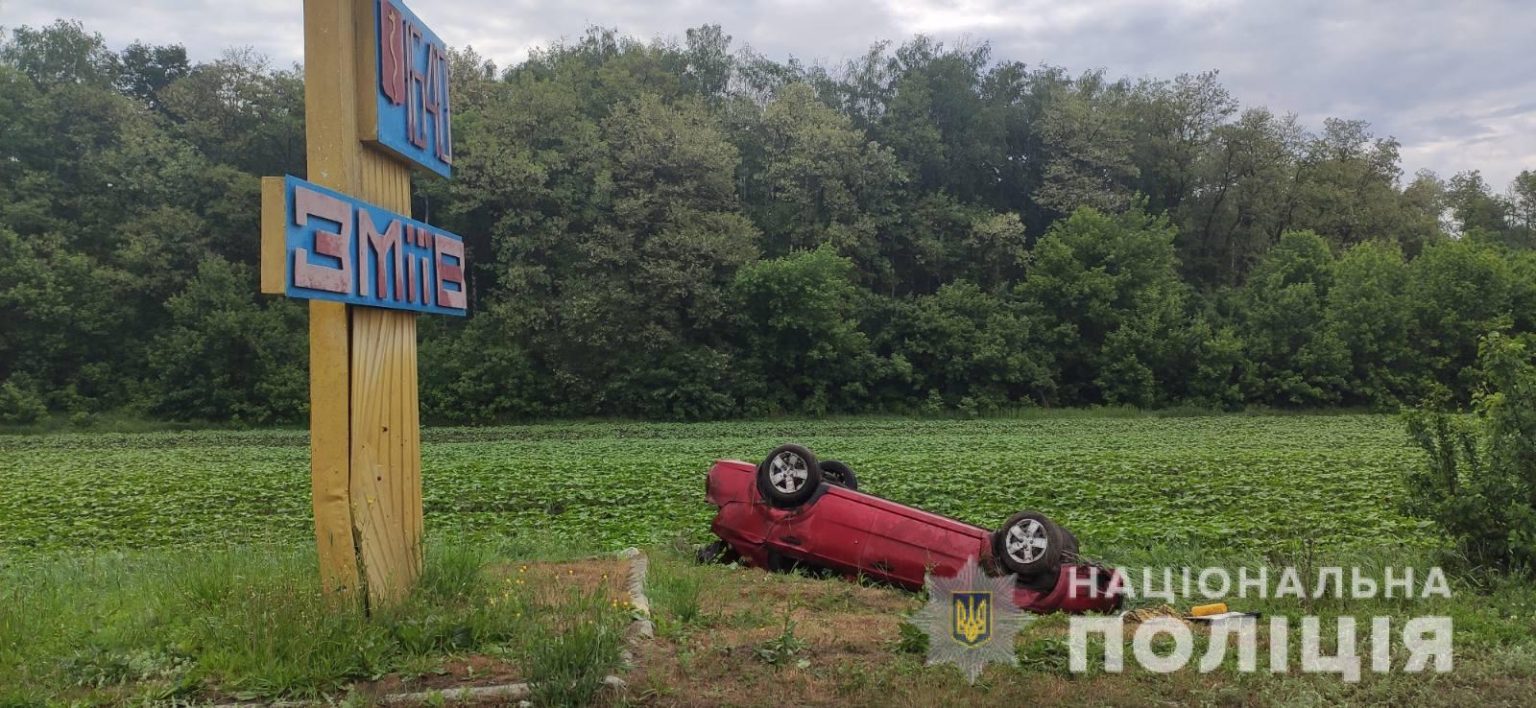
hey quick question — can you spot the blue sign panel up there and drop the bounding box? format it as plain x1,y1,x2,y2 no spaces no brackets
280,175,466,316
370,0,452,177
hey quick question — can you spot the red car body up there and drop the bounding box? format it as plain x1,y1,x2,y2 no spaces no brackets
705,459,1123,614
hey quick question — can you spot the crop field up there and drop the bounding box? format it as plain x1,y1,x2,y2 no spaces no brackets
0,414,1427,556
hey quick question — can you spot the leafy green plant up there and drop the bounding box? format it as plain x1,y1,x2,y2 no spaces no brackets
0,415,1443,556
754,610,807,667
1405,333,1536,572
895,620,929,655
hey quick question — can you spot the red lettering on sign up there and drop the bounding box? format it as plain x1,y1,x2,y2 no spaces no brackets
406,22,427,150
434,233,466,309
379,0,406,105
359,210,403,300
292,186,352,293
418,254,432,305
406,253,416,303
423,43,444,161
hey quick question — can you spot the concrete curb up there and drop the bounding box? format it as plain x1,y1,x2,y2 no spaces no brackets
211,549,654,707
617,547,655,634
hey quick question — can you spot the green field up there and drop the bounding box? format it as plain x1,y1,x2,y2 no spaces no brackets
0,414,1426,556
8,413,1536,706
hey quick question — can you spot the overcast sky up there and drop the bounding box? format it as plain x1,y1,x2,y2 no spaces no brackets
4,0,1532,190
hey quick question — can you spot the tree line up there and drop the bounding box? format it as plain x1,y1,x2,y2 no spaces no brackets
2,21,1534,425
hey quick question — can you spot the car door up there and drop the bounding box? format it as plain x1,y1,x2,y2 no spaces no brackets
763,486,876,577
855,499,983,588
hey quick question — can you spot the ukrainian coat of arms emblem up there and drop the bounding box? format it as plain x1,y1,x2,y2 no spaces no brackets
910,556,1031,683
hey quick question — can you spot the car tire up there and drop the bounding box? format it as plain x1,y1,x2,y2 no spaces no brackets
821,460,860,491
1061,527,1079,561
757,444,823,507
1019,522,1079,592
995,510,1065,578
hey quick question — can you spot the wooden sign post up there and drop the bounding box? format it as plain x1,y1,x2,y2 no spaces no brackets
259,0,462,608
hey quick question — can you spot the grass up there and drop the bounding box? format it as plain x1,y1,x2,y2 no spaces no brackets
3,537,1534,705
0,541,629,705
525,596,624,707
635,543,1536,707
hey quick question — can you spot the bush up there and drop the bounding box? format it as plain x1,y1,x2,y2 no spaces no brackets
146,259,307,424
1404,332,1536,571
0,375,47,425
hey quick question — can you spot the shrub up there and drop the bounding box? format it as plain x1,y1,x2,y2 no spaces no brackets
0,376,47,425
1404,332,1536,571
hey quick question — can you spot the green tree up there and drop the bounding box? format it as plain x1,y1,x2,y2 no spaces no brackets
557,95,758,416
1408,240,1515,402
1504,169,1536,249
159,49,305,177
0,19,1528,422
1446,170,1510,238
884,280,1051,411
117,41,190,112
1236,230,1348,406
1033,73,1138,216
728,247,879,415
741,82,903,276
1285,119,1419,249
1018,206,1186,406
1326,241,1416,406
1174,108,1300,286
1127,71,1236,215
0,228,136,410
147,259,306,423
0,20,119,88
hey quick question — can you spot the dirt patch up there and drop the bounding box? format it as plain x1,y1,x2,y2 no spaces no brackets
489,556,631,604
630,568,930,706
623,561,1536,707
353,654,524,699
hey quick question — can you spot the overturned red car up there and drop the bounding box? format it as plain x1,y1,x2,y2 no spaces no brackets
702,444,1123,614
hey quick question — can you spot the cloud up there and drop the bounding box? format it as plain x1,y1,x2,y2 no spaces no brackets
3,0,1531,187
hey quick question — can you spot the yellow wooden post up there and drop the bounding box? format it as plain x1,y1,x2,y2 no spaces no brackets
264,0,459,608
301,0,423,606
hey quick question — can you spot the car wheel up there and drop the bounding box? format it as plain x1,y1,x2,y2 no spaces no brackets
1019,525,1079,593
757,444,823,507
821,460,860,491
995,510,1065,578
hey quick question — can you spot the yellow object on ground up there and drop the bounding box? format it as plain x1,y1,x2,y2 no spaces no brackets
1191,602,1229,617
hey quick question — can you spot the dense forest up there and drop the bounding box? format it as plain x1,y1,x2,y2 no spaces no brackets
2,20,1535,424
